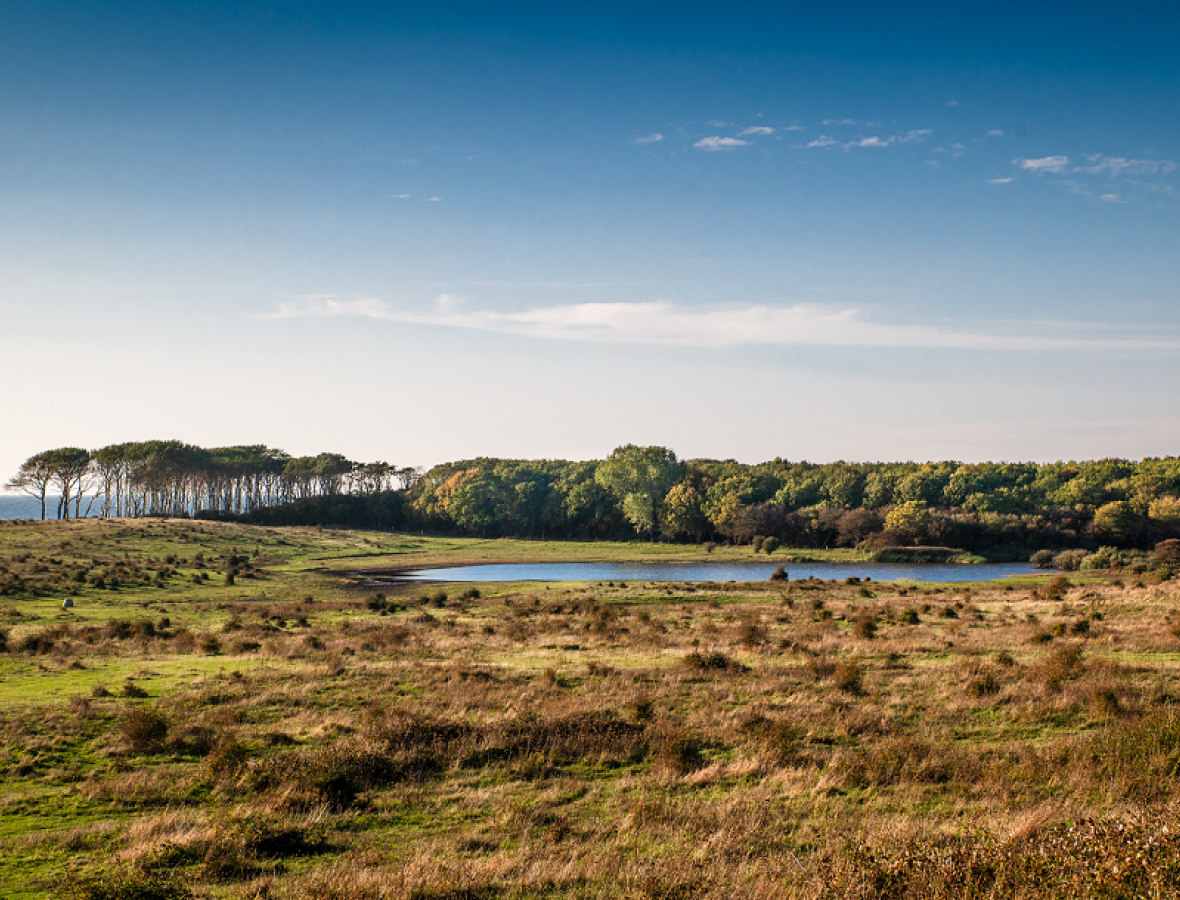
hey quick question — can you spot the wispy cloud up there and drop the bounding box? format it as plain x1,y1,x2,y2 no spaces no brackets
1017,156,1070,172
807,135,839,148
738,126,775,136
1075,155,1177,176
694,136,749,151
987,129,1005,137
266,298,1180,353
635,132,664,144
390,194,411,199
268,295,390,319
426,196,442,202
842,129,931,150
987,177,1015,184
822,118,858,126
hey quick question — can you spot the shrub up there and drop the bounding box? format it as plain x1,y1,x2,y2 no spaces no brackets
1091,686,1123,718
629,697,654,722
833,660,865,695
1053,549,1088,571
64,868,191,900
1043,575,1071,601
655,730,706,774
682,651,744,673
966,672,1000,697
205,737,252,777
768,565,788,582
762,536,780,554
899,608,920,625
1036,643,1085,691
123,706,169,753
1151,539,1180,568
1081,546,1124,571
120,680,149,699
853,616,878,640
1030,549,1056,568
751,535,765,552
736,618,767,646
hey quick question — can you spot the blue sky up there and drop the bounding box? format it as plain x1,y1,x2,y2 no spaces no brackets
2,1,1179,477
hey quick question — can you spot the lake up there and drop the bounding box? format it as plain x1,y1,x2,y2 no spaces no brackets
382,561,1039,584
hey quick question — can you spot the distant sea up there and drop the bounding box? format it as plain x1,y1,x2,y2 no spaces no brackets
0,496,101,521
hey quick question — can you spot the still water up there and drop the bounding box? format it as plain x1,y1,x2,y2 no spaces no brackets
387,561,1038,584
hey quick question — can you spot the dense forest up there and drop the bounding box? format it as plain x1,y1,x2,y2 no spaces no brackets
7,442,1180,558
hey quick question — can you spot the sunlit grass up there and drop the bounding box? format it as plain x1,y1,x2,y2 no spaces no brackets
3,519,1180,898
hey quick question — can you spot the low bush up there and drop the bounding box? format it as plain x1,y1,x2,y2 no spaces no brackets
654,729,706,775
833,660,865,695
62,868,191,900
122,706,169,753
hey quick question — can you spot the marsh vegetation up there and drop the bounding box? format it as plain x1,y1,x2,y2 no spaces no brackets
2,519,1180,898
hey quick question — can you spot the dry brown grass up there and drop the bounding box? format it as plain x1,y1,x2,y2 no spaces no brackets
5,539,1180,897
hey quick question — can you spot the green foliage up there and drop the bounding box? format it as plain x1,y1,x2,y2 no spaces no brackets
1081,546,1126,571
883,501,934,545
1092,500,1144,545
595,445,684,539
1030,549,1055,568
1053,549,1088,571
10,441,1180,554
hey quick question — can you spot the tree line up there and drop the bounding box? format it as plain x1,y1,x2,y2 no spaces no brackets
8,442,1180,555
394,447,1180,555
3,441,420,520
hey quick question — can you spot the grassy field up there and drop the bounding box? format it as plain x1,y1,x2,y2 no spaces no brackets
2,518,1180,898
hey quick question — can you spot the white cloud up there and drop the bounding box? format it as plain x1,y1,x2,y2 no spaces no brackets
694,136,749,151
1017,156,1070,173
899,129,933,142
706,119,729,127
987,177,1015,184
635,132,664,144
738,126,775,136
1075,155,1177,176
847,136,891,148
435,294,465,310
807,136,839,148
987,129,1005,137
266,295,391,320
822,118,858,126
390,194,411,199
946,100,960,107
1100,193,1125,203
266,298,1180,352
426,196,442,202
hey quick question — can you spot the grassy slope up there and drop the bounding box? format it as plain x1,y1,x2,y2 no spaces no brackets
1,519,1178,898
